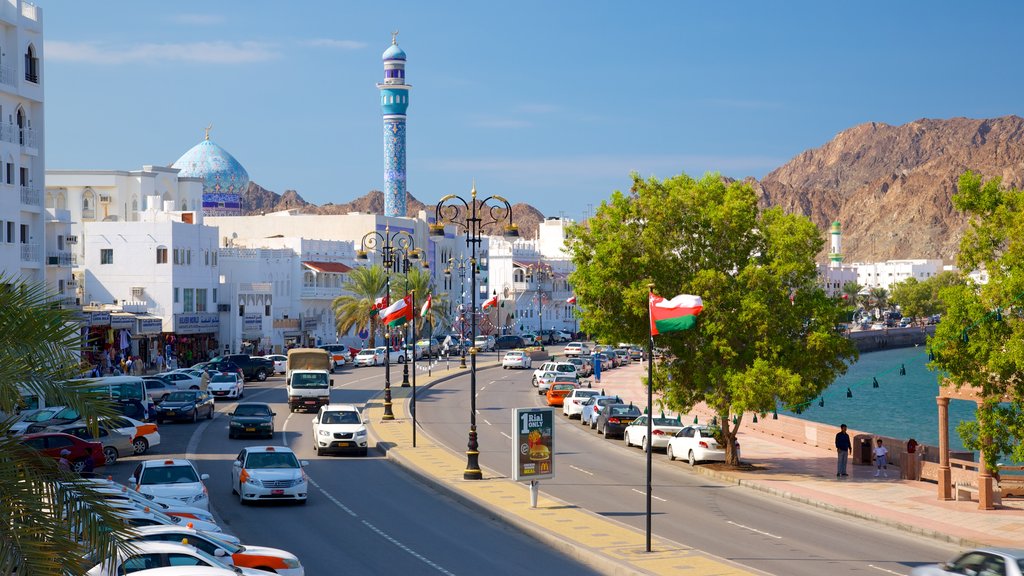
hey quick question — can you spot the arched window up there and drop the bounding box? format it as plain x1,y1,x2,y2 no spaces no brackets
16,107,25,145
24,44,38,83
45,190,54,208
56,191,67,210
82,188,95,220
130,196,139,221
513,269,524,283
180,200,188,211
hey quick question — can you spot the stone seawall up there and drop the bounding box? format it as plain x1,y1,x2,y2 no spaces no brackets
846,325,935,352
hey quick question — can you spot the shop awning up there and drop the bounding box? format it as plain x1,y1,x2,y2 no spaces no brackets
303,261,352,274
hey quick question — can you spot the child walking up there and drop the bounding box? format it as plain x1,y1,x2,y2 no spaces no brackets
873,438,889,477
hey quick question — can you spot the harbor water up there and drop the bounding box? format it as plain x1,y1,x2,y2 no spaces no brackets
781,346,976,453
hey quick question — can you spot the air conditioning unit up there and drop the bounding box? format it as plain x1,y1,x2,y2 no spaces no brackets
130,287,145,299
65,235,77,244
217,304,230,312
99,195,111,203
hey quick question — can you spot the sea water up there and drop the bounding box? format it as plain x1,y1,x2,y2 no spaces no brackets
781,346,976,453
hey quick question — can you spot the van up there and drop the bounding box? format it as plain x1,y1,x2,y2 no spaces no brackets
70,376,155,421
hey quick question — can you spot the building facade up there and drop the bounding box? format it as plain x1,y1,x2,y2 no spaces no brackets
852,259,946,291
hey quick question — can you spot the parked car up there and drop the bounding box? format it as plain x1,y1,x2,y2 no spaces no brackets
155,370,203,390
19,431,105,473
8,406,63,434
623,415,685,451
628,346,644,361
403,342,426,360
596,403,642,438
84,540,253,576
228,402,276,439
546,382,577,407
210,354,274,382
534,371,560,395
231,445,308,505
203,360,244,381
562,388,602,419
502,350,532,369
89,480,216,525
563,342,591,357
142,376,177,404
532,361,578,385
474,334,496,352
566,357,592,378
909,548,1024,576
101,415,161,455
24,405,82,434
494,335,525,350
581,395,623,429
612,348,632,364
666,425,740,465
207,373,244,400
319,344,352,371
354,348,383,367
416,338,441,355
155,390,215,424
129,457,211,511
128,525,304,575
263,354,288,374
596,353,613,371
519,333,540,346
44,422,135,466
312,403,368,456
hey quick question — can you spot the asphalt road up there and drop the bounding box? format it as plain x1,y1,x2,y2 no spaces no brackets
101,358,597,576
414,356,960,576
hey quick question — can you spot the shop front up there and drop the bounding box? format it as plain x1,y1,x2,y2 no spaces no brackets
274,318,301,353
241,312,266,355
136,315,164,371
83,310,111,372
165,312,220,369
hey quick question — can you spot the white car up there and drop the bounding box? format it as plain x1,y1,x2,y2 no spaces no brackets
107,502,223,534
580,395,622,428
562,389,602,418
129,458,211,512
563,342,591,357
208,373,244,400
156,370,203,390
8,406,62,434
532,361,578,385
262,354,288,374
909,548,1024,576
502,350,532,369
354,348,383,367
312,404,369,456
231,445,309,505
623,415,685,451
474,335,495,352
86,540,270,576
91,481,216,525
130,525,303,576
666,425,740,465
102,415,161,455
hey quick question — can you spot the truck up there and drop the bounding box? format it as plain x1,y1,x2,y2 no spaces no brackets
286,348,334,412
211,354,275,382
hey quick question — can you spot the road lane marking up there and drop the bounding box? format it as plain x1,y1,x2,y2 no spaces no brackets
483,419,492,426
868,566,907,576
631,488,666,502
499,431,512,440
569,465,594,476
726,520,782,539
361,519,457,576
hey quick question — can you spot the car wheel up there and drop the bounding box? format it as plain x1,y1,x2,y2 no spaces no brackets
192,410,198,423
623,431,631,446
207,405,214,419
359,447,368,457
667,445,676,461
229,431,236,439
190,385,199,390
316,446,323,456
642,436,649,453
688,450,696,466
103,446,118,466
255,369,267,382
72,459,87,474
132,437,149,455
239,488,247,505
590,419,597,430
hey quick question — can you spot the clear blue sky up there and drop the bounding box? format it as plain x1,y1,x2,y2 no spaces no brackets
42,1,1024,221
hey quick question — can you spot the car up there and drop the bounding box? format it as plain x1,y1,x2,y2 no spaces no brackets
554,330,572,343
205,360,245,381
129,458,211,511
208,373,244,400
623,415,685,451
85,540,269,576
563,342,591,357
263,354,288,374
519,333,540,346
129,525,304,576
228,402,276,439
102,415,161,455
545,382,577,407
19,432,105,473
24,405,82,434
319,344,352,371
534,371,560,395
909,548,1024,576
565,357,592,377
666,425,740,466
562,388,602,418
612,348,632,364
105,503,223,534
532,361,578,385
88,480,217,525
354,348,383,367
231,445,309,505
416,338,441,355
156,370,204,390
8,406,62,434
502,350,532,369
156,390,215,424
580,395,623,429
474,334,496,352
142,376,178,403
596,403,642,438
312,404,369,456
628,346,644,361
403,341,426,360
494,335,525,350
44,422,135,466
596,353,613,371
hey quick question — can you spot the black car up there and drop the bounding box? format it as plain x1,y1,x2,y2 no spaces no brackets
494,335,525,350
155,390,215,423
228,402,275,439
596,403,642,439
204,360,244,380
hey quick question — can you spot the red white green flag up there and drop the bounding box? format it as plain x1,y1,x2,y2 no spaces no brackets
380,295,413,327
420,294,432,318
482,294,499,309
649,293,703,336
371,295,389,312
566,295,577,305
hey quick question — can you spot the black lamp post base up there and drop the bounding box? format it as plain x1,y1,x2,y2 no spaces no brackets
464,452,482,480
382,401,395,420
401,363,410,387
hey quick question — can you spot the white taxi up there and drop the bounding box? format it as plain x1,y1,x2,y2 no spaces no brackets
107,502,224,535
623,415,685,451
86,540,270,576
312,404,369,456
501,350,532,369
93,482,216,525
102,415,161,455
131,525,304,576
129,458,211,512
231,445,308,505
562,388,602,418
208,373,244,400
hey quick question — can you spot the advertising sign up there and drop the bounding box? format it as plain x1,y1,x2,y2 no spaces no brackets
173,312,220,334
243,312,263,333
512,407,554,482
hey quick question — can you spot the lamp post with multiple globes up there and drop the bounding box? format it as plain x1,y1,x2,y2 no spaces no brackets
445,255,471,369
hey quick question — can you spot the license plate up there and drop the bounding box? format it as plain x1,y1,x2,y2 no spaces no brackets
271,489,284,495
166,411,175,415
245,428,255,432
304,400,316,405
333,441,351,447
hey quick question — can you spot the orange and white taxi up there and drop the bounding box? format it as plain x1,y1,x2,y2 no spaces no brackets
103,415,161,455
232,445,308,505
132,525,304,575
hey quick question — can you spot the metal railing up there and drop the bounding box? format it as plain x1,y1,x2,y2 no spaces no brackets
46,252,72,266
0,65,15,87
20,185,40,206
300,286,345,299
20,243,39,262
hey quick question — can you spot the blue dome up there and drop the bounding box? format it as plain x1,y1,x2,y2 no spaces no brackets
172,139,249,216
382,43,406,61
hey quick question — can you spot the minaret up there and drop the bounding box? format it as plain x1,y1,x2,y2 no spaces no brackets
378,32,410,218
828,220,843,268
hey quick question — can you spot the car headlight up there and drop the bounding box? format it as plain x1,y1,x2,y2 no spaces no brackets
229,421,243,427
191,493,207,503
181,404,195,412
259,422,272,427
244,476,263,487
318,429,331,437
355,428,367,437
282,558,301,569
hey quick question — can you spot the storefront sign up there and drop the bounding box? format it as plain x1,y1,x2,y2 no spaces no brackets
138,317,164,335
88,311,110,327
511,407,555,482
301,316,318,330
110,314,136,330
243,312,263,333
273,318,300,330
173,312,219,334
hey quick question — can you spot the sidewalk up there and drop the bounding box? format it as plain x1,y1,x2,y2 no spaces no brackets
594,362,1024,549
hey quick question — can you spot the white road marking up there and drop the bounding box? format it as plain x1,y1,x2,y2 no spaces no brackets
499,431,512,440
361,519,457,576
726,520,782,539
868,565,907,576
483,419,492,426
631,488,666,502
569,465,594,476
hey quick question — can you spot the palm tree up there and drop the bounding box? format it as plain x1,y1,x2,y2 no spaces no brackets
0,278,135,575
332,265,388,347
869,286,890,313
841,281,862,304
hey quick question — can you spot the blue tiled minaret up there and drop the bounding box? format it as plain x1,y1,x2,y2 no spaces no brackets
378,32,410,217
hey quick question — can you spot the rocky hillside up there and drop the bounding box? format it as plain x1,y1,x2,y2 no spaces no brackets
241,183,546,240
757,115,1024,262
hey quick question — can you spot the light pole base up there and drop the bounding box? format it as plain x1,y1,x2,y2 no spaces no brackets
382,400,395,420
464,452,483,480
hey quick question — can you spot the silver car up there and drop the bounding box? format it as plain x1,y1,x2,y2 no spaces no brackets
45,422,135,466
910,548,1024,576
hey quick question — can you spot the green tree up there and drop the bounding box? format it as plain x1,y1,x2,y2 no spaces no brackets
841,281,863,305
868,286,890,313
566,172,857,465
0,279,135,575
931,171,1024,472
889,278,928,319
332,265,388,346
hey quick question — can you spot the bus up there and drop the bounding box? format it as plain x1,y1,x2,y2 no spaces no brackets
70,375,155,421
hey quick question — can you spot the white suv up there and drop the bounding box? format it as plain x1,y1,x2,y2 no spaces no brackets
231,445,308,505
532,361,578,385
312,404,369,456
563,342,590,357
128,458,210,512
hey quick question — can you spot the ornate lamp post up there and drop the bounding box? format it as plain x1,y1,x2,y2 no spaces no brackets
356,224,418,421
432,184,517,480
530,263,553,350
445,255,471,369
394,246,427,387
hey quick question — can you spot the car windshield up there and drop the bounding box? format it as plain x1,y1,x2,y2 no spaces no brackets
233,405,272,417
291,373,328,389
246,452,300,469
321,411,360,425
165,392,197,403
552,384,575,391
652,418,682,426
211,375,235,383
359,350,375,356
609,406,640,416
23,409,60,422
141,465,199,485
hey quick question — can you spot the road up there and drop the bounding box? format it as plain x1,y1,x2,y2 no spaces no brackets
414,355,959,576
102,359,597,576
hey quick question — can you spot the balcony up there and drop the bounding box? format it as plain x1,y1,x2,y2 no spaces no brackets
20,185,40,206
19,127,36,150
0,65,15,87
300,286,345,300
46,252,72,267
58,295,79,309
20,243,39,262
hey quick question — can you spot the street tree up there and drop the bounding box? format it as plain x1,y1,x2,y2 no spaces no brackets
388,264,449,340
0,278,135,575
931,171,1024,471
566,172,857,465
332,265,388,347
868,286,890,314
841,281,863,305
890,272,964,321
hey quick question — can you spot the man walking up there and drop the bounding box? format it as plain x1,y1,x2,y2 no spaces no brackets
835,424,851,477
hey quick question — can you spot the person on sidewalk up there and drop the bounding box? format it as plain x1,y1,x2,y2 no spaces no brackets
873,438,889,477
835,424,852,477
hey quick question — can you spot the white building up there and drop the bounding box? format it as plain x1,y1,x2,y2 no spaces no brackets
0,2,47,290
851,259,945,291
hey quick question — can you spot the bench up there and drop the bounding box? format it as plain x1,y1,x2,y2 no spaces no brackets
955,482,1002,505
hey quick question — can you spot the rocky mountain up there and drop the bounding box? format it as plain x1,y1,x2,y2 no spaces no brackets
241,183,546,240
757,115,1024,262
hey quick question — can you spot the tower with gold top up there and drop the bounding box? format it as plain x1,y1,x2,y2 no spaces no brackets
378,33,410,218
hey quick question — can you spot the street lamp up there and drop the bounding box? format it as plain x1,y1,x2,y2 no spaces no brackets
393,246,427,387
432,184,517,480
529,263,553,350
356,224,418,421
445,255,471,369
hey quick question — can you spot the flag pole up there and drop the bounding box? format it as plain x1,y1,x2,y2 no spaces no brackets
646,283,655,553
411,289,417,448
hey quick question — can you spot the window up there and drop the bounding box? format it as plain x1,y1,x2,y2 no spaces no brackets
204,250,209,265
19,166,27,186
6,222,13,243
5,163,11,185
212,251,217,266
100,249,113,265
174,287,179,303
156,247,167,264
196,288,207,312
19,224,27,244
24,45,38,83
57,235,64,251
186,249,191,265
183,288,194,313
212,288,217,304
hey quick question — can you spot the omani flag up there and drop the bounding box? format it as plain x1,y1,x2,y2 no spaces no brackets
380,295,413,327
649,293,703,336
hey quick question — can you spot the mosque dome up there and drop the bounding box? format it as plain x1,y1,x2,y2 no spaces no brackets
382,43,406,61
172,135,249,216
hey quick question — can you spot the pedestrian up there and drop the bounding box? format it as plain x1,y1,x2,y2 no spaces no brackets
873,438,889,477
57,449,71,473
80,453,96,477
835,424,851,477
125,356,134,374
200,370,210,392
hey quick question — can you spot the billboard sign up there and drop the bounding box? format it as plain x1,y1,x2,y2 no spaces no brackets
512,407,554,482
